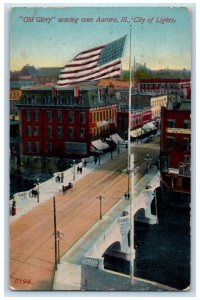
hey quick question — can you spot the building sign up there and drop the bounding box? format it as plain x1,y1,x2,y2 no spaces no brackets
96,119,114,127
66,142,87,154
10,90,23,100
166,128,191,134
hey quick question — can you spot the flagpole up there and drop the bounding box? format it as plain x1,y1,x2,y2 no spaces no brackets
128,25,134,285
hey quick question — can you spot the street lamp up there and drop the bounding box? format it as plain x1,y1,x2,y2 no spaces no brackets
71,160,76,181
35,178,40,203
117,140,120,154
144,154,152,174
98,151,102,165
154,188,158,225
57,228,64,264
96,194,105,220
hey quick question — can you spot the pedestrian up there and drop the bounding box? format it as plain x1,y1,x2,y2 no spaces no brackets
83,160,87,167
77,166,80,173
12,200,16,216
57,175,60,183
79,166,82,174
61,172,64,183
62,185,65,195
94,157,97,165
124,193,127,200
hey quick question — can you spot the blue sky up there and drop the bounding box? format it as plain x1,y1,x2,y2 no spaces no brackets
10,6,192,71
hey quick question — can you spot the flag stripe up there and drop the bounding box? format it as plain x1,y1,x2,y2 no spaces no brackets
57,70,121,86
58,66,121,83
74,45,104,57
61,62,98,73
74,50,103,61
63,58,99,68
58,64,121,83
58,66,121,85
59,60,121,79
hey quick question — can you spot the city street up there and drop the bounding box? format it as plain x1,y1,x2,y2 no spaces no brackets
10,138,160,290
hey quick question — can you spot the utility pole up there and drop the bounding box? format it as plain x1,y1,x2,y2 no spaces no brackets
155,189,158,224
72,160,76,181
53,196,57,271
57,229,64,264
96,194,105,220
128,25,135,285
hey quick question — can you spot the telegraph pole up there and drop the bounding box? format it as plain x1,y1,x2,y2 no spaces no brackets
128,25,135,285
53,196,57,271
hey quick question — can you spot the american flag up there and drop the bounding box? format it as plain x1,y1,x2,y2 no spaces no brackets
57,35,127,87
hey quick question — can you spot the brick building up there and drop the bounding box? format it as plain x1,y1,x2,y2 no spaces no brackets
138,79,191,99
117,107,152,139
17,85,118,159
160,100,191,194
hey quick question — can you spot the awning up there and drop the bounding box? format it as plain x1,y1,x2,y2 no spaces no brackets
142,122,157,132
130,128,145,138
91,139,109,151
110,133,124,144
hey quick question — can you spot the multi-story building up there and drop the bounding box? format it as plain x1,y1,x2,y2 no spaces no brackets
117,107,152,138
160,100,191,194
138,79,191,99
17,85,118,159
117,92,167,134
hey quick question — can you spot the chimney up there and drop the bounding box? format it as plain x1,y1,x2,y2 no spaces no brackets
53,87,58,105
74,86,80,104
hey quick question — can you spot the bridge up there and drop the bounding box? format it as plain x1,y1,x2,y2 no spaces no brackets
53,169,163,291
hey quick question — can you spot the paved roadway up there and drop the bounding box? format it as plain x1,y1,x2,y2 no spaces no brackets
10,138,160,291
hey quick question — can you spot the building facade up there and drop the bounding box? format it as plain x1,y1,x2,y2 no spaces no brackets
117,107,152,138
17,87,118,158
138,79,191,99
160,101,191,194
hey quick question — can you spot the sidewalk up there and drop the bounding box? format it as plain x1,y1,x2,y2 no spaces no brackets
10,145,128,224
10,135,159,224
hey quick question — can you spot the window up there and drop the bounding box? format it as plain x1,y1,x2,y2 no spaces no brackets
66,142,87,155
167,137,175,150
34,142,40,153
57,111,63,123
27,142,32,153
80,128,85,138
92,112,96,123
47,126,52,138
183,120,191,129
167,119,176,128
177,177,182,189
26,126,32,137
183,138,190,152
69,127,74,139
69,111,74,123
26,111,31,122
80,112,86,124
57,126,63,138
184,155,190,163
33,126,39,137
35,111,39,122
47,111,52,122
97,112,99,122
47,143,52,154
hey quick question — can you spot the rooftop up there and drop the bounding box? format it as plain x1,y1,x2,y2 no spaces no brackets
167,100,191,111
